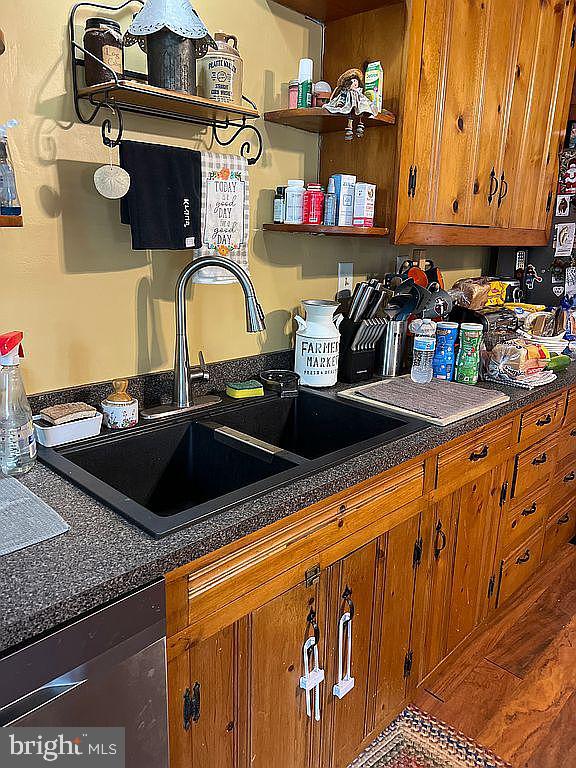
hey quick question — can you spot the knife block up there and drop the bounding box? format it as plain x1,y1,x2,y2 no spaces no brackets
338,318,376,384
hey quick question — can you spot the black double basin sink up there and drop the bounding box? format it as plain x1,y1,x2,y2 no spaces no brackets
39,390,425,537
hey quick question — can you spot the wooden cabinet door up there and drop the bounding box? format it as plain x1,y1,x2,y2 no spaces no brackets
468,0,523,225
409,0,493,225
420,492,459,681
369,508,424,727
497,0,576,230
445,465,504,654
322,541,378,768
168,627,237,768
248,578,322,768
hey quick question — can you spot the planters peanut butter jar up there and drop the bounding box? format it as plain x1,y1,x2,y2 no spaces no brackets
198,32,243,106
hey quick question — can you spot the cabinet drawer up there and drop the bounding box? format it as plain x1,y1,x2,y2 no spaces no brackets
501,488,549,556
436,421,512,490
563,388,576,430
518,394,564,446
555,424,576,471
512,438,557,499
554,463,576,507
542,500,576,562
497,527,543,606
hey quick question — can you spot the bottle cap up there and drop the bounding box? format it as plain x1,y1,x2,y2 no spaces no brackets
0,331,23,366
298,58,313,82
287,179,305,187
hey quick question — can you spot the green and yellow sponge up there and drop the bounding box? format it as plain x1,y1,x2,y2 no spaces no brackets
225,380,265,399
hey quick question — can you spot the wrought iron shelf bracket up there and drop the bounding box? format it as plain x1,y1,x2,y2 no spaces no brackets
69,0,263,163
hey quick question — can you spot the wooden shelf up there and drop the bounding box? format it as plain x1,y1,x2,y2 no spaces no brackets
264,107,395,134
263,223,389,238
272,0,400,23
77,80,260,123
0,215,23,228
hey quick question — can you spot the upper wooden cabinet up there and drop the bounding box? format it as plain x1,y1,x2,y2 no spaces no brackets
316,0,576,245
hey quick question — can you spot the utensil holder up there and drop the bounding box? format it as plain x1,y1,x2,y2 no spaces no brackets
338,318,376,384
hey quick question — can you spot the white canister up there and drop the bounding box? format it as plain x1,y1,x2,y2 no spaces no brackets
294,300,342,387
101,379,139,430
284,180,305,224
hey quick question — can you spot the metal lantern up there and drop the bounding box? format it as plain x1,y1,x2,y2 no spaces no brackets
125,0,216,95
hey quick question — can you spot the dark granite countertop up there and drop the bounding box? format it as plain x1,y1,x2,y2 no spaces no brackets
1,366,575,656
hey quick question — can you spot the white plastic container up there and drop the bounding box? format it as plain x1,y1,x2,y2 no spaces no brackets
284,180,305,224
34,412,103,447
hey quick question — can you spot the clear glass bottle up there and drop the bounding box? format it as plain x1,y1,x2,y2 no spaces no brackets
0,134,22,216
0,332,36,476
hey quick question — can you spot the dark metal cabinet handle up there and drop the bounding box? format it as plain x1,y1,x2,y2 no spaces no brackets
532,453,548,466
307,608,320,646
521,502,538,517
516,549,531,565
564,472,576,483
497,173,509,207
342,585,355,620
536,414,552,427
488,167,499,205
470,445,489,462
558,513,571,525
570,429,576,437
434,520,448,560
184,682,201,730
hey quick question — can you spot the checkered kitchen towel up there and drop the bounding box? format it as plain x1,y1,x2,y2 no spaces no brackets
192,152,250,284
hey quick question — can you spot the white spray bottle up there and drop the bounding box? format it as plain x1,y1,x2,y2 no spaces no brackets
0,331,37,476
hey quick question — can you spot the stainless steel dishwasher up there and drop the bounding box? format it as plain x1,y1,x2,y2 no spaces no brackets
0,580,168,768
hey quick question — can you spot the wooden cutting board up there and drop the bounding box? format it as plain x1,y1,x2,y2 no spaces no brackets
338,376,510,426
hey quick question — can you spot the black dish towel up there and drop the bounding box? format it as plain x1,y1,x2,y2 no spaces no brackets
120,140,202,250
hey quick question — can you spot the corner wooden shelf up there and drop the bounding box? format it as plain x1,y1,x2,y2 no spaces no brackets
77,80,260,124
0,215,23,228
263,223,389,238
272,0,400,23
264,107,396,134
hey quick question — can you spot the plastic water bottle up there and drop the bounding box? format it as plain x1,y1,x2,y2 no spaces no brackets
410,319,437,384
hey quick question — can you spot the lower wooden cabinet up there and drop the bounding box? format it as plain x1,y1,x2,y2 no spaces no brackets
322,541,378,768
168,509,429,768
421,465,505,679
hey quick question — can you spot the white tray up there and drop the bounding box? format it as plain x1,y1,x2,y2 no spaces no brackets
33,412,103,447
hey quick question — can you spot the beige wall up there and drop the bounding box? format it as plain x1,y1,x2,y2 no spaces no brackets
0,0,486,394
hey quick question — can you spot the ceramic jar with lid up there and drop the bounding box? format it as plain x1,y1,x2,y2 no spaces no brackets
197,32,244,106
101,379,138,430
83,18,124,86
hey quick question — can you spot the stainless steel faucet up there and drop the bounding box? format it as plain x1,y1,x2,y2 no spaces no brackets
141,257,265,420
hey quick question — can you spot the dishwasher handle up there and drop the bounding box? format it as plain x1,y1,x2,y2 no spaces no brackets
0,682,85,727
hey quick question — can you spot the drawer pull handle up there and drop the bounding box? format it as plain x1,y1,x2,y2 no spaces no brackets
532,452,548,466
571,429,576,437
521,503,537,517
558,513,571,525
470,445,489,462
434,520,448,560
516,549,531,565
536,415,552,427
564,472,576,483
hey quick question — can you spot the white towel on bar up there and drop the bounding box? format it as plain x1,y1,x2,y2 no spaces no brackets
192,152,250,284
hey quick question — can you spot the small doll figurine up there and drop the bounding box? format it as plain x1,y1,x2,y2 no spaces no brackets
323,68,377,140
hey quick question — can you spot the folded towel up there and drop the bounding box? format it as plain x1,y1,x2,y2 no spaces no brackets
119,140,202,251
192,152,250,284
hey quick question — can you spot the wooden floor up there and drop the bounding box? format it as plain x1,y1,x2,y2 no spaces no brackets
415,543,576,768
